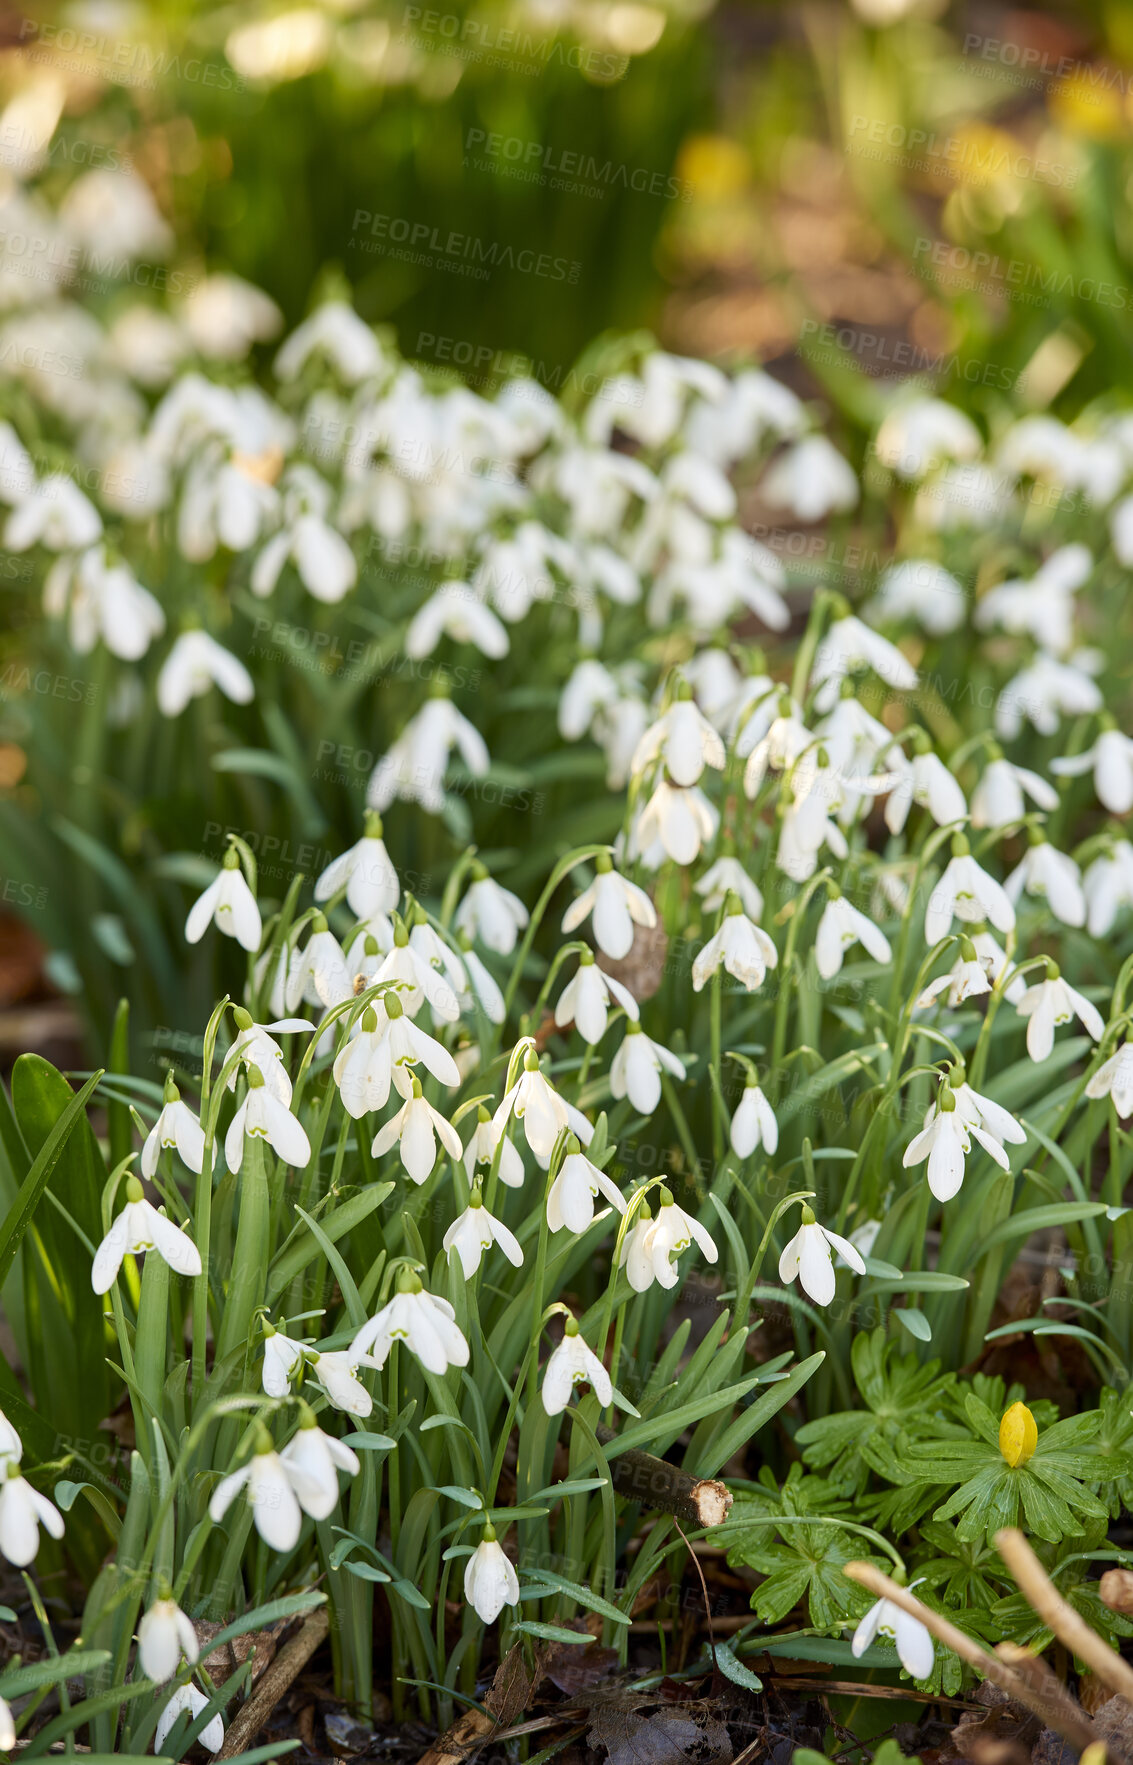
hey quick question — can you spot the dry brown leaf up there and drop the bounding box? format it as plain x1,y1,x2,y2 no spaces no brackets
585,1687,733,1765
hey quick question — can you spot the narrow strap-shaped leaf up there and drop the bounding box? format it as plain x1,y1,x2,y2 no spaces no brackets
0,1067,103,1292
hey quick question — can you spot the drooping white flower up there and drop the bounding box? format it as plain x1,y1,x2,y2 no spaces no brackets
1051,724,1133,815
760,435,858,522
924,842,1015,944
632,780,719,867
185,850,262,953
460,946,506,1025
696,856,763,920
0,1462,64,1567
1005,841,1086,929
852,1583,934,1680
814,894,891,980
227,1011,313,1103
903,1074,1025,1201
867,560,966,635
209,1439,302,1552
405,581,509,659
5,473,102,552
915,938,994,1010
610,1024,686,1116
730,1084,778,1158
1017,968,1105,1062
693,903,778,993
309,1351,373,1417
554,951,640,1046
621,1190,717,1293
367,694,489,816
251,465,357,604
541,1318,612,1415
409,922,468,1024
631,695,726,788
184,273,282,360
374,927,461,1023
314,813,399,917
155,1683,224,1756
970,755,1058,829
443,1189,524,1277
350,1275,470,1375
561,856,656,960
547,1146,626,1235
261,1326,306,1398
225,1071,311,1172
0,1412,21,1469
995,652,1102,740
882,748,966,836
810,614,917,714
279,1416,360,1521
740,699,812,794
464,1106,526,1189
464,1527,519,1624
559,658,621,741
92,1177,202,1294
1086,1043,1133,1118
157,630,254,718
138,1596,199,1682
1084,844,1133,937
275,300,387,385
455,872,528,955
372,1076,462,1184
778,1206,866,1306
141,1077,205,1178
975,544,1091,656
44,547,165,660
875,397,981,481
493,1049,571,1160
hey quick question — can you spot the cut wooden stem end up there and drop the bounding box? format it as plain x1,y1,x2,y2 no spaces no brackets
595,1429,732,1527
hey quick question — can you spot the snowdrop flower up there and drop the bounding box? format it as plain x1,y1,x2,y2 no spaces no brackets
460,946,506,1025
464,1526,519,1624
225,1069,311,1172
561,854,656,961
372,1076,462,1184
559,658,620,741
44,547,165,660
696,856,763,920
778,1206,866,1306
760,435,858,521
309,1351,372,1417
1086,1043,1133,1117
541,1317,612,1415
610,1023,685,1116
631,693,726,788
693,900,778,993
251,465,357,603
0,1413,21,1469
915,938,993,1009
406,581,509,659
141,1074,204,1177
621,1189,717,1292
632,780,719,866
315,813,399,917
290,917,352,1010
455,870,528,955
443,1187,524,1277
811,613,917,714
275,300,386,385
350,1273,470,1375
814,892,891,980
5,473,102,551
227,1010,313,1102
138,1595,199,1682
975,545,1091,656
868,560,966,635
92,1176,202,1294
925,839,1015,944
1084,843,1133,937
1051,722,1133,815
155,1684,224,1756
184,273,282,359
157,631,254,718
375,924,461,1022
261,1325,306,1398
882,746,966,836
996,652,1102,740
185,849,262,953
546,1143,626,1235
464,1106,526,1190
60,167,172,258
554,950,640,1046
875,398,981,480
1017,965,1105,1062
0,1462,64,1567
740,698,812,792
971,754,1058,829
209,1435,302,1551
335,997,459,1118
1005,839,1085,929
493,1047,571,1160
367,693,489,816
279,1412,360,1521
730,1083,778,1158
903,1072,1025,1201
0,1695,12,1751
852,1583,934,1680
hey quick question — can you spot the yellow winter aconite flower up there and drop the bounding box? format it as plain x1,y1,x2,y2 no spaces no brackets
999,1402,1038,1467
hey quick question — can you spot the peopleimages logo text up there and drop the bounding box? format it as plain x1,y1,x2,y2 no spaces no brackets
464,129,691,201
351,211,581,282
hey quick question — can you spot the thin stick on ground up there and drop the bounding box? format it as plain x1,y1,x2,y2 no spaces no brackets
842,1562,1098,1752
996,1527,1133,1707
215,1608,329,1760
